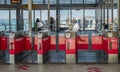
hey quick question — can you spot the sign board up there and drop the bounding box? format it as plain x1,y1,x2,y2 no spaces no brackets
11,0,21,4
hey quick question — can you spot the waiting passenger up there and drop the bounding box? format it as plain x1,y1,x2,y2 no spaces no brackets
78,19,82,28
103,23,108,31
50,17,55,32
35,18,44,32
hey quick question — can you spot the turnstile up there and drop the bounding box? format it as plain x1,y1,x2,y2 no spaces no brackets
65,30,76,63
46,34,66,63
0,31,9,64
34,30,50,64
9,31,36,64
76,32,108,63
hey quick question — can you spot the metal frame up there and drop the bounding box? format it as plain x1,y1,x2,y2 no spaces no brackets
118,0,120,63
100,3,103,30
0,4,97,10
111,0,113,23
28,0,32,36
48,0,50,30
95,6,97,31
40,10,42,21
9,9,11,32
103,2,105,24
107,0,109,24
56,0,60,52
83,0,85,30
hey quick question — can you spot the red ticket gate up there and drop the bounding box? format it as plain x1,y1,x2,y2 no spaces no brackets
50,35,66,51
76,34,108,63
102,37,118,63
0,36,8,51
34,35,50,64
13,36,33,64
65,31,76,63
77,35,89,50
14,37,25,54
0,36,9,63
66,37,76,63
92,36,103,50
92,36,108,63
76,33,119,63
45,35,66,63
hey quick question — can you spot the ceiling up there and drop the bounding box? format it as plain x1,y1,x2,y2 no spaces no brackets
0,0,118,10
0,0,101,5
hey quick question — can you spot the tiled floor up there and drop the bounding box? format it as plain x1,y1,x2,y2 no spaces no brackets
0,64,120,72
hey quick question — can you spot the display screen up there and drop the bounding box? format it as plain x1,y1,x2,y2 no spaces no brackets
38,32,43,38
109,24,113,31
11,0,21,4
66,33,71,38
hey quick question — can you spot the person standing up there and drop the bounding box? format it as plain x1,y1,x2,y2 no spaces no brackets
50,17,55,33
35,18,43,32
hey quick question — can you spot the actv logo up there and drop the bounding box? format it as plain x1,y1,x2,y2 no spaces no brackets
15,38,24,41
87,67,102,72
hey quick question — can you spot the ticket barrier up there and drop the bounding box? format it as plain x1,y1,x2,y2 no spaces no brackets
103,31,118,63
65,30,76,63
76,33,108,63
0,31,9,64
9,32,15,64
92,35,108,63
10,31,34,64
103,23,118,63
45,34,66,63
34,30,50,64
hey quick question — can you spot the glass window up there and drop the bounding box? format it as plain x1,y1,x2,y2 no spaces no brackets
35,10,40,20
6,0,10,4
0,10,9,31
85,9,95,30
11,10,16,31
59,0,70,4
60,10,70,31
0,0,4,4
33,0,43,4
72,0,83,4
23,10,28,30
84,0,96,4
22,0,28,4
41,10,48,21
45,0,56,4
113,0,118,24
72,9,83,30
23,10,34,30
